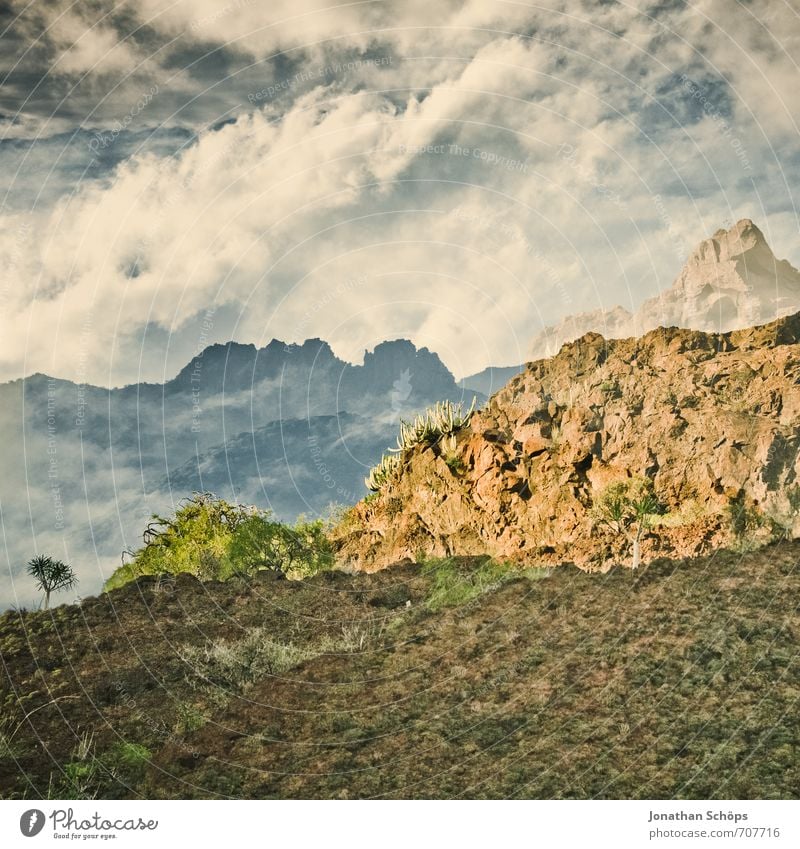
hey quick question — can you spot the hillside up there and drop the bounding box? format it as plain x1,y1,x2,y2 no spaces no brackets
1,541,798,799
335,312,800,572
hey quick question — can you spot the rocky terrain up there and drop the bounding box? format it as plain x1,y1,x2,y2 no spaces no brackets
1,541,798,799
335,312,800,572
529,219,800,360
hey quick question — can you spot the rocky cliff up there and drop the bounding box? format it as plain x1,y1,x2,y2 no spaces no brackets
335,312,800,571
529,219,800,360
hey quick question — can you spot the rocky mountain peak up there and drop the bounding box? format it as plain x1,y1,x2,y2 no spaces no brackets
529,220,800,361
709,217,764,251
357,338,458,399
647,219,800,331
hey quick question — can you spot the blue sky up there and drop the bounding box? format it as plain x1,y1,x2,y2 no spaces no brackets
1,0,799,385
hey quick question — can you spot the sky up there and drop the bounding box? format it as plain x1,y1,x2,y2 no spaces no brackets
1,0,799,386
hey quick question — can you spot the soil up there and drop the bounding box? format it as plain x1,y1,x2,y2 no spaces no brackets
2,541,799,799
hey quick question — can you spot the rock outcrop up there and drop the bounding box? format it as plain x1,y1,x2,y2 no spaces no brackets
529,219,800,360
335,312,800,571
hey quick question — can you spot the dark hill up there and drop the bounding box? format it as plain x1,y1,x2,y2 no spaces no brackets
1,541,798,799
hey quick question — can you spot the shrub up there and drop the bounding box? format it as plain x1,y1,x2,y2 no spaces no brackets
599,380,621,398
727,491,762,539
592,477,663,569
111,741,151,770
53,731,100,799
422,556,509,611
105,493,252,589
182,628,312,690
228,514,333,578
50,737,152,800
173,701,207,734
104,493,334,590
106,742,152,788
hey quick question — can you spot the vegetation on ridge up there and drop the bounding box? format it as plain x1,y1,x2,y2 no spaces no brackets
26,555,78,610
104,492,333,591
365,397,477,493
592,478,664,570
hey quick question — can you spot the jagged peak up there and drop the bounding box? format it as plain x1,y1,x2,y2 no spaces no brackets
711,218,764,242
693,217,772,265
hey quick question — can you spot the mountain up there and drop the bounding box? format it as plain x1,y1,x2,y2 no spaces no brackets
0,339,482,608
529,219,800,360
334,311,800,572
460,364,525,397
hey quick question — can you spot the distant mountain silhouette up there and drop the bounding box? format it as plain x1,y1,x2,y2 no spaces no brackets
529,219,800,359
0,338,482,607
460,364,525,397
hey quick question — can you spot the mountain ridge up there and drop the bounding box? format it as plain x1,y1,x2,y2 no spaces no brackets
0,335,483,607
334,309,800,572
528,218,800,362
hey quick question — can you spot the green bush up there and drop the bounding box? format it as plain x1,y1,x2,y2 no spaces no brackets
422,556,509,611
104,493,334,591
228,514,333,578
592,477,663,569
52,737,152,799
111,741,151,770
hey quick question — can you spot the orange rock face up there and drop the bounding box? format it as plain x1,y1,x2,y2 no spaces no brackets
334,313,800,572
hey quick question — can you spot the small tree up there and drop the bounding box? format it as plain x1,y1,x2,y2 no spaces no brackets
228,514,333,577
27,555,78,609
228,514,297,575
593,478,663,570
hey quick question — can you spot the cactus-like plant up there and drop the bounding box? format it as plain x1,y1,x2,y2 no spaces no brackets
389,397,477,454
365,398,477,493
364,453,402,492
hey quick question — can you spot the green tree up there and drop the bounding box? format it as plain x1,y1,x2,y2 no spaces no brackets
104,493,335,591
27,555,78,609
228,514,333,577
105,493,253,590
593,478,663,570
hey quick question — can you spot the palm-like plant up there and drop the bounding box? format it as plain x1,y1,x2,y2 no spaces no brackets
27,555,78,609
592,479,663,570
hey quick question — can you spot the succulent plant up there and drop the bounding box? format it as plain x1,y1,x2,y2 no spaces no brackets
365,398,477,493
389,397,477,454
364,453,402,492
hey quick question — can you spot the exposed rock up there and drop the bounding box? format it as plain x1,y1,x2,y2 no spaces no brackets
529,219,800,360
334,312,800,572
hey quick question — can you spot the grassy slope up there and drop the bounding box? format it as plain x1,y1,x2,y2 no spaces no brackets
1,542,799,799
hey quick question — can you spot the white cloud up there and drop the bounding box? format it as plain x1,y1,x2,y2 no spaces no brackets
1,1,799,384
2,41,555,383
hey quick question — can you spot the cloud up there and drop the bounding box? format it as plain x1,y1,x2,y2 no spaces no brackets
0,35,566,383
0,0,798,385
